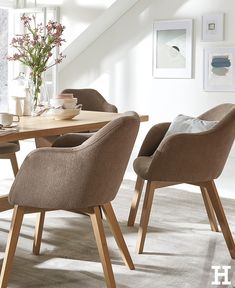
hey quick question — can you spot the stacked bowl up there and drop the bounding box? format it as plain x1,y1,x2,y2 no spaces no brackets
49,94,81,120
50,94,77,109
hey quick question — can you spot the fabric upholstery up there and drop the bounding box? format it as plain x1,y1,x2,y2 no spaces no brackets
62,88,118,113
199,103,234,121
134,103,235,182
163,114,218,139
138,123,170,157
9,112,140,210
0,141,20,154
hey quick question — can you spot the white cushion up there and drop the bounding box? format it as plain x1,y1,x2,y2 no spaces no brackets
164,114,218,139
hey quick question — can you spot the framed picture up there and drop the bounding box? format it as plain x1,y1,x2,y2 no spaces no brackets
204,47,235,91
202,13,224,42
153,19,193,78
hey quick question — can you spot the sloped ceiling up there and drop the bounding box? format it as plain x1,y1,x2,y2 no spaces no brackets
60,0,139,71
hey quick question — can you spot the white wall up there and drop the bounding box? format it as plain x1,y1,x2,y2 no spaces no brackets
59,0,235,188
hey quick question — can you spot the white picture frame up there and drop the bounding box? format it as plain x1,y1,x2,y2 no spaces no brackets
204,47,235,91
153,19,193,78
202,13,224,42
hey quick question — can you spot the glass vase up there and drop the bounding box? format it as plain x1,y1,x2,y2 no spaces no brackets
28,74,49,116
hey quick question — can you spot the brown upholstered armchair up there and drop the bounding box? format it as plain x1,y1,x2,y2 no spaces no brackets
0,141,20,176
127,103,235,258
0,112,140,288
35,88,118,147
62,88,118,112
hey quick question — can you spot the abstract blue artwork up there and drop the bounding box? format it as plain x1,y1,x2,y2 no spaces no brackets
204,47,235,91
211,56,231,76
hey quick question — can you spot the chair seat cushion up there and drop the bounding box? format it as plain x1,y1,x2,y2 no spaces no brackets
164,114,218,139
0,142,20,154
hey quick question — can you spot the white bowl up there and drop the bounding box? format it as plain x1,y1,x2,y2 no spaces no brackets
50,98,77,109
48,108,81,120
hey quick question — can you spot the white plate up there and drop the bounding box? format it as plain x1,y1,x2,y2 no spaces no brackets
47,108,81,120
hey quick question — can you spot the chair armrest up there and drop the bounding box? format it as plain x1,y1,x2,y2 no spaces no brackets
149,129,233,182
138,123,170,156
8,146,86,209
52,133,94,147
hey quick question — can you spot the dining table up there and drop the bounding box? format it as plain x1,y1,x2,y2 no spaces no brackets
0,110,148,143
0,110,148,212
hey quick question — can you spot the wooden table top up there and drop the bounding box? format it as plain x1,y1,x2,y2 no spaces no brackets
0,111,148,143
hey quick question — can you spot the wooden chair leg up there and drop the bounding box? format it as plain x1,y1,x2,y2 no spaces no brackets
33,211,46,255
200,186,219,232
102,203,135,270
205,180,235,259
127,176,144,227
9,153,19,177
90,206,116,288
136,181,155,254
0,206,25,288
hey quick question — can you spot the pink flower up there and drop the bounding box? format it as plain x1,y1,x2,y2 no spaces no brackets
20,15,32,25
8,13,66,72
8,13,66,102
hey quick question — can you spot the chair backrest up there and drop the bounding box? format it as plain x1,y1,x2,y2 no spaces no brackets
9,112,139,210
198,103,235,121
62,88,118,112
198,103,235,179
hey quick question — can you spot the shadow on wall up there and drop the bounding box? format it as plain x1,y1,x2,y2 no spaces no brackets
63,0,108,22
61,0,115,46
59,0,189,109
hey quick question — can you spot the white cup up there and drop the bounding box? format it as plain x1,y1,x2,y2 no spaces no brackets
0,113,20,127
